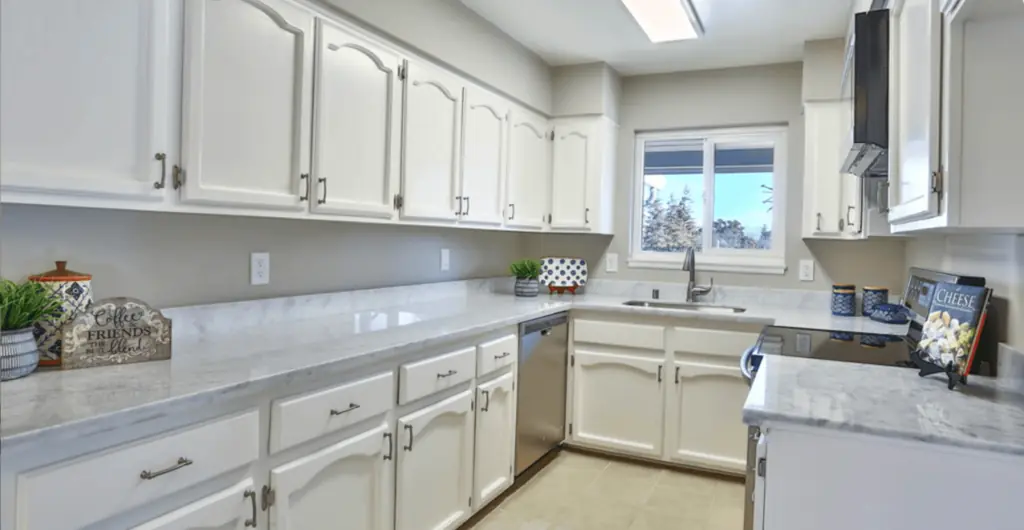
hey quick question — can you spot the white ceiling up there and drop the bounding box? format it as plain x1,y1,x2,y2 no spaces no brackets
461,0,854,75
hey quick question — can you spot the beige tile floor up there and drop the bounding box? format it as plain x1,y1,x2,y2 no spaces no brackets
470,450,745,530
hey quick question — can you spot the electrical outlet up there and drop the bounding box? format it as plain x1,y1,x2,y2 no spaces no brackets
440,248,450,272
799,259,815,282
605,253,619,273
250,252,270,285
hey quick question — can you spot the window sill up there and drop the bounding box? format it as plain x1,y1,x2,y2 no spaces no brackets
626,255,788,275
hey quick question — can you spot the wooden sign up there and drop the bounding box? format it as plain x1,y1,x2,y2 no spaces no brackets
61,297,172,370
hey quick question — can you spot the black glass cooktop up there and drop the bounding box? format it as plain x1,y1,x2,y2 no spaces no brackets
754,325,916,369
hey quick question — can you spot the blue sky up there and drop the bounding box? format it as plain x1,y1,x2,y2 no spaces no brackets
645,172,773,236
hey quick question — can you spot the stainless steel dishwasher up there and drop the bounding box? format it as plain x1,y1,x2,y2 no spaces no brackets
515,312,568,476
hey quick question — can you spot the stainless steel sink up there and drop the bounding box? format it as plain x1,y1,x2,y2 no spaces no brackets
622,300,747,314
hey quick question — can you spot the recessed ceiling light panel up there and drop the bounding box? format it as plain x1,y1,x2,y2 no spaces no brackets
621,0,705,42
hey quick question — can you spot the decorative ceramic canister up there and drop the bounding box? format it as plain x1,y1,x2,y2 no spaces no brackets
862,286,889,316
28,261,92,367
831,284,856,317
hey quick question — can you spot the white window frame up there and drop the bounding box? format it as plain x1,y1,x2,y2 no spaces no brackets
628,125,788,275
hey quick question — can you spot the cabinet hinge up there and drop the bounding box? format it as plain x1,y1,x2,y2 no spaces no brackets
171,165,184,190
261,485,276,511
546,213,552,224
549,131,555,141
397,63,406,81
471,399,475,411
757,457,767,478
931,169,943,195
570,354,575,367
393,193,404,210
468,497,472,507
569,423,573,436
878,180,891,215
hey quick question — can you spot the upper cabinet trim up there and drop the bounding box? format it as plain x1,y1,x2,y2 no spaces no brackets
239,0,303,34
326,42,395,75
412,80,460,102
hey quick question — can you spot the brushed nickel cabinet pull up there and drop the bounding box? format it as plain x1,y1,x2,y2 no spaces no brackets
584,208,590,224
436,369,457,379
244,489,257,527
675,366,680,385
481,389,491,412
140,457,192,480
317,177,327,204
816,212,822,231
509,203,515,220
172,165,184,190
464,196,470,216
329,403,360,416
299,173,309,201
846,205,856,227
153,153,167,189
494,352,511,360
383,432,393,461
403,424,414,451
657,365,663,383
455,196,463,215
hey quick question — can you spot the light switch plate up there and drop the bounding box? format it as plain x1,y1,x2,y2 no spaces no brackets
799,259,815,282
605,253,619,273
250,252,270,285
440,248,450,272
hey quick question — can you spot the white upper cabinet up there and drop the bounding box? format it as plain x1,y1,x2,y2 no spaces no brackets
310,18,403,219
571,350,664,458
473,372,515,510
506,108,551,230
131,479,256,530
396,390,475,530
0,0,176,200
269,421,394,530
802,101,846,238
401,61,464,222
888,0,942,224
668,359,749,474
550,123,592,230
180,0,313,210
459,87,508,226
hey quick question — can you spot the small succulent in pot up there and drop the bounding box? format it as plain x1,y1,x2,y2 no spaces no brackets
0,279,61,381
509,259,542,298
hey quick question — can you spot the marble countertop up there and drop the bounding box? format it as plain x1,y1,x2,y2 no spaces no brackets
0,289,907,451
743,354,1024,456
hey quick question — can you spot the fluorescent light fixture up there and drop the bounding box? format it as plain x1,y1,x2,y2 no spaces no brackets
621,0,705,42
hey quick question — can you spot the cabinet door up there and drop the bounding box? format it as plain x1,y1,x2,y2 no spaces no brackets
571,350,663,457
269,421,393,530
888,0,942,223
803,101,845,237
550,124,592,230
401,62,463,222
460,87,508,226
181,0,312,210
0,0,175,200
131,479,255,530
310,19,403,219
396,390,475,530
506,109,551,230
668,359,748,474
474,372,515,509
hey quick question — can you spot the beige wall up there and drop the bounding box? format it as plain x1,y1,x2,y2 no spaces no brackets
524,63,908,292
802,38,847,101
551,63,623,121
905,235,1024,349
320,0,553,113
0,205,526,308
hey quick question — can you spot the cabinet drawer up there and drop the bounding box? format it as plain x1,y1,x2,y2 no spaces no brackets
477,334,517,376
271,372,395,453
669,327,760,358
574,319,665,351
17,410,259,530
399,347,476,404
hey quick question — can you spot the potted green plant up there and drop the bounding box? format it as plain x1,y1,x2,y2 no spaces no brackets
509,259,542,297
0,279,60,381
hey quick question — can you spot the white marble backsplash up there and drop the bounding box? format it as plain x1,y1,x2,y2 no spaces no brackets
575,279,836,310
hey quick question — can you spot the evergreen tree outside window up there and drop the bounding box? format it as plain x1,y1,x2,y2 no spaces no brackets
630,126,787,274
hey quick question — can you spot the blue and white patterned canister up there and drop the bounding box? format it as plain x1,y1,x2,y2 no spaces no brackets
831,284,856,317
862,286,889,316
28,261,92,367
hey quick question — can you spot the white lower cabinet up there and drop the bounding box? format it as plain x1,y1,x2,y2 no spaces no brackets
473,372,516,509
396,390,476,530
132,479,257,530
570,350,664,457
269,420,393,530
668,358,749,474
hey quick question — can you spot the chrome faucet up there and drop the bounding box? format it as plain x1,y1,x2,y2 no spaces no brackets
682,247,713,302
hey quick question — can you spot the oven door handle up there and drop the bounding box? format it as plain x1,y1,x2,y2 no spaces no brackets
740,345,757,383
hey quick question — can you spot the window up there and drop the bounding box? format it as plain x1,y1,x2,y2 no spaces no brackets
629,126,787,274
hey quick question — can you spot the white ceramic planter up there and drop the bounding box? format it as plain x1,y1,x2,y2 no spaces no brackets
1,327,40,381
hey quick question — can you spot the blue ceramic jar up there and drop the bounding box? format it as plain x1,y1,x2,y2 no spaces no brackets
862,286,889,316
831,284,856,317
